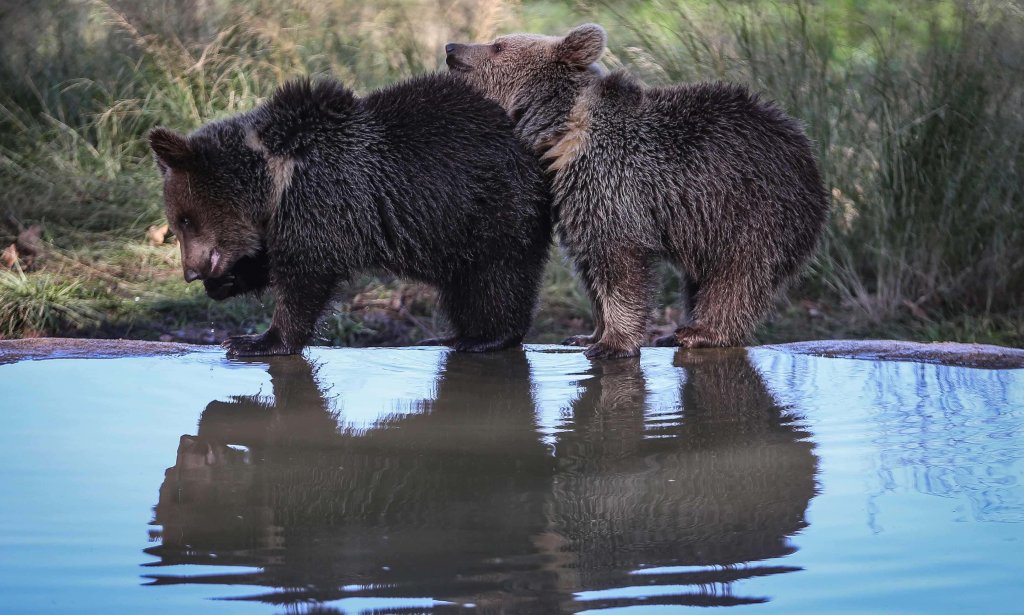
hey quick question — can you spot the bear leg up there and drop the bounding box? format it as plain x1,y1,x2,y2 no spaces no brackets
453,335,525,353
655,325,718,348
415,335,522,352
653,274,700,347
675,266,774,348
438,267,537,353
582,254,653,360
562,260,605,346
224,272,336,357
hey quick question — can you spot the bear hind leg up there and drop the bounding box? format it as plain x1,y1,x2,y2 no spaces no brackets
653,273,700,347
563,260,605,347
437,269,536,353
453,334,524,353
417,334,522,351
668,266,774,348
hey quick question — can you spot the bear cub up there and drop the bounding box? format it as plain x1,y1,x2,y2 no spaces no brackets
151,73,551,357
447,24,829,359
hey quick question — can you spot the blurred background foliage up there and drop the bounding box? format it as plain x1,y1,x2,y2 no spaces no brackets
1,0,1022,346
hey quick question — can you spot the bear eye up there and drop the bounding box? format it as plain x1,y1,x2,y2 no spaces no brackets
492,42,503,53
179,216,192,229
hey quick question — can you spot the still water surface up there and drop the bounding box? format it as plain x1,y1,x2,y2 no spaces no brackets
0,346,1022,613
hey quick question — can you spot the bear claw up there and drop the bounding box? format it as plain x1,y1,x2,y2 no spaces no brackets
223,331,295,357
417,336,455,346
584,342,639,360
672,326,717,349
563,334,598,347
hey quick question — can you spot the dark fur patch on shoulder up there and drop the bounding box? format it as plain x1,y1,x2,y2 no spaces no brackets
251,78,359,157
270,79,357,119
691,81,761,108
689,81,805,134
595,71,644,104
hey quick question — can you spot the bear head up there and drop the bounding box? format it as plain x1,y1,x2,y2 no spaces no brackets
445,23,607,111
149,124,269,287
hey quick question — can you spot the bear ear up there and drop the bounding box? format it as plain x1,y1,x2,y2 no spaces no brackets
557,23,607,68
149,127,195,174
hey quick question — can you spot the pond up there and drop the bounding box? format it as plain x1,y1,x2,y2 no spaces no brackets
0,343,1022,613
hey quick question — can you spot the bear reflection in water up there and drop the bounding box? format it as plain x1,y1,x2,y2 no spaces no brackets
147,350,817,611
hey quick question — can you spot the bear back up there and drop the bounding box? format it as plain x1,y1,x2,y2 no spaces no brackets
249,79,360,159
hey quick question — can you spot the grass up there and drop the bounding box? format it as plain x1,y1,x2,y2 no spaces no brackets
0,0,1021,347
0,265,101,338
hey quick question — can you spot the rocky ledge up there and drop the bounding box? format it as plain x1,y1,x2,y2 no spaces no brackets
0,337,1022,369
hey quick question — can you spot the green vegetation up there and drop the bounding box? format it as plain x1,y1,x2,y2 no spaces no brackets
1,0,1021,347
0,266,100,338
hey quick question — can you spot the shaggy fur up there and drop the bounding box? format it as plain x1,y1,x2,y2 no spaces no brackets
150,73,551,357
447,24,829,359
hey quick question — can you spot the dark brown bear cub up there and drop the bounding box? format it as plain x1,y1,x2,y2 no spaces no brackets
447,25,829,359
150,74,551,357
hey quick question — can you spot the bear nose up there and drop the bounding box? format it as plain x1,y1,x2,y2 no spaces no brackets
184,268,201,283
445,43,459,55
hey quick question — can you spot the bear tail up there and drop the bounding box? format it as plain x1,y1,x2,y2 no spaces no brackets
251,78,359,157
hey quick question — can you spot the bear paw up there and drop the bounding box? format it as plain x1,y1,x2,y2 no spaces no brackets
584,341,639,360
671,326,717,349
417,336,456,346
563,333,598,347
203,275,242,301
222,331,296,357
653,333,681,347
453,337,521,352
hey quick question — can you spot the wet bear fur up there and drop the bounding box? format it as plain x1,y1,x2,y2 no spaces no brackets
150,73,551,356
446,24,829,359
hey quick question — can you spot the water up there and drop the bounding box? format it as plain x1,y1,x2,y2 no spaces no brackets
0,345,1022,614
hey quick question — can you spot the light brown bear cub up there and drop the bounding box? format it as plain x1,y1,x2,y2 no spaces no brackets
447,24,829,359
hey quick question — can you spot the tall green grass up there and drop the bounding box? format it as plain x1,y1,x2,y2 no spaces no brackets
0,265,100,337
0,0,1021,345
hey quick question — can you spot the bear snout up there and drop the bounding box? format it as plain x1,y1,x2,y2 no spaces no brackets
182,247,222,282
445,44,470,71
